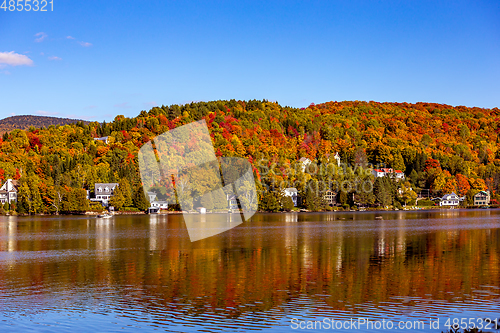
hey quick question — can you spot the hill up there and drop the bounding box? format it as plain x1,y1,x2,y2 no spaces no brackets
0,99,499,214
0,115,90,134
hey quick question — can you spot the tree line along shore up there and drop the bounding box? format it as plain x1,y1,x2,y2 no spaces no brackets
0,99,498,215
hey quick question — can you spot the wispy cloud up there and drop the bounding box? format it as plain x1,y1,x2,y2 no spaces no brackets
85,105,97,109
79,41,92,47
34,32,48,43
143,101,157,108
0,51,34,67
66,36,75,40
48,56,62,61
114,102,131,109
66,114,95,120
36,110,59,116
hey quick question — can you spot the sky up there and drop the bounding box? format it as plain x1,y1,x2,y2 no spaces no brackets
0,0,499,121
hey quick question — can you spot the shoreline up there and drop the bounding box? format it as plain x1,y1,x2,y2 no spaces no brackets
2,205,497,217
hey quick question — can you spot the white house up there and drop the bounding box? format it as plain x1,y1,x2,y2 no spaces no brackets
227,194,239,210
147,191,169,210
150,201,169,209
94,136,109,144
299,157,312,173
372,168,405,180
0,179,19,204
439,192,460,207
284,187,299,206
333,152,341,167
90,183,119,207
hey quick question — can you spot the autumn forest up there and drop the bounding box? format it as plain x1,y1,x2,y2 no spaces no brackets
0,100,499,214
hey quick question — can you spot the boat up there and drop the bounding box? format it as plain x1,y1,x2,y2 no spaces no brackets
97,213,113,219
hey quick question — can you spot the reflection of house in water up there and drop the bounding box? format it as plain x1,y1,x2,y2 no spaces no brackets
284,213,298,223
96,219,112,260
0,219,16,252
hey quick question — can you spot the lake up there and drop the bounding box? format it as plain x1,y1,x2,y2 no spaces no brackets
0,210,499,332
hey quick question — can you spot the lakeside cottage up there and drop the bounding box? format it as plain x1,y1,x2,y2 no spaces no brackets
146,191,169,211
227,194,239,210
90,183,119,207
473,191,490,206
439,192,460,207
0,179,19,204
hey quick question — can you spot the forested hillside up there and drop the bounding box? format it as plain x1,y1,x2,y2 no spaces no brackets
0,100,499,214
0,115,89,134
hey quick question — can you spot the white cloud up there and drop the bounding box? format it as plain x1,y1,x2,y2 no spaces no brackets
34,32,48,43
48,56,62,61
36,110,59,116
143,101,157,108
66,36,75,40
79,41,92,47
0,51,34,67
114,102,131,108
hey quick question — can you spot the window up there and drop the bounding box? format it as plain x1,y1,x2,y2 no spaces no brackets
98,187,102,193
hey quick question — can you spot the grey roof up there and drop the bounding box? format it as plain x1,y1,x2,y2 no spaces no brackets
441,192,458,200
95,183,119,195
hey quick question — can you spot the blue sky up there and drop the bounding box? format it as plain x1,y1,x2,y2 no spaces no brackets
0,0,499,121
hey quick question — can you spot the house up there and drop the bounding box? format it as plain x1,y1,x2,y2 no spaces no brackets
299,157,312,173
90,183,119,207
323,190,337,206
0,179,19,204
333,152,341,167
372,168,405,180
284,187,299,206
473,191,490,206
227,194,239,210
93,136,109,144
147,191,157,202
324,152,341,167
150,200,169,209
439,192,460,207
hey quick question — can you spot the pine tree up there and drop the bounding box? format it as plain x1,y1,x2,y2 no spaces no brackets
133,187,149,211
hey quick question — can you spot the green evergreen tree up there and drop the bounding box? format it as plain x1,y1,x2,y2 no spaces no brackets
109,185,125,210
281,196,294,211
260,191,280,212
374,177,392,207
133,187,150,211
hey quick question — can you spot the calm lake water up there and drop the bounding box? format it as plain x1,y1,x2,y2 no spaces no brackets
0,210,499,332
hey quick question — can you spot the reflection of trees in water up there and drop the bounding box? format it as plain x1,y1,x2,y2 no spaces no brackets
0,214,499,321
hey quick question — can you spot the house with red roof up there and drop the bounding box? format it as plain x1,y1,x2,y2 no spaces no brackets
372,168,405,180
